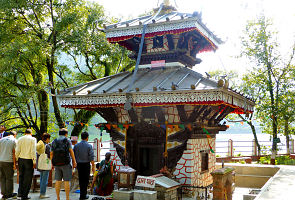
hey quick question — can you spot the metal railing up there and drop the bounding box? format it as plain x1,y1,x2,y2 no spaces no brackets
89,138,295,161
216,139,295,157
89,140,111,162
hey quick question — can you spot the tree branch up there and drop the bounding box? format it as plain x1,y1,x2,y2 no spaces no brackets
53,69,69,88
29,0,43,38
67,51,88,77
85,52,97,79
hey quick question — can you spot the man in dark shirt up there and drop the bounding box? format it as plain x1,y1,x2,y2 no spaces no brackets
74,132,95,200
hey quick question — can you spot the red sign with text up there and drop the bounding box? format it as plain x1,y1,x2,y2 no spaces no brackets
135,176,156,188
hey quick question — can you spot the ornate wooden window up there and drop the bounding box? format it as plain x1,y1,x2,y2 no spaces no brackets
200,150,209,172
153,36,164,48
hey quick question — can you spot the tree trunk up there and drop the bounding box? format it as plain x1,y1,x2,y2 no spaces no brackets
46,58,64,128
37,89,49,140
266,63,277,165
249,121,261,155
285,118,290,154
71,110,96,136
271,115,278,165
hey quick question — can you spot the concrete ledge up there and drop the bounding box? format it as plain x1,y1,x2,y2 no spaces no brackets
133,190,157,200
235,174,271,188
216,163,280,188
113,189,134,200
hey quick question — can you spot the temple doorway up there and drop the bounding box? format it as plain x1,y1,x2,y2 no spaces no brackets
127,122,165,176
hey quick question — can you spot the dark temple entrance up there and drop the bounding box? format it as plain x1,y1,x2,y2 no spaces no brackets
127,122,165,176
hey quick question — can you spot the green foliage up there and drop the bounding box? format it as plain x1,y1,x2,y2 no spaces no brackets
239,160,246,164
258,156,271,164
0,0,134,137
260,145,271,155
259,155,295,165
275,156,295,165
235,153,242,157
240,15,295,155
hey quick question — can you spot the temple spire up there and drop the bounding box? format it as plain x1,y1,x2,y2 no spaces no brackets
154,0,177,15
164,0,171,6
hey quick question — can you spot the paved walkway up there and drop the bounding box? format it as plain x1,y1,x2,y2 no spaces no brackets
1,165,295,199
0,183,102,200
255,165,295,200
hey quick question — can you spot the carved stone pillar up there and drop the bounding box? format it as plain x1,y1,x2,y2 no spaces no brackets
211,167,235,200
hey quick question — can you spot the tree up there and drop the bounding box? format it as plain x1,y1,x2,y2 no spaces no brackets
240,15,295,164
278,80,295,154
209,69,262,155
0,0,134,138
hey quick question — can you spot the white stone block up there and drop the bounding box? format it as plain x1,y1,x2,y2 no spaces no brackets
133,190,157,200
113,189,134,200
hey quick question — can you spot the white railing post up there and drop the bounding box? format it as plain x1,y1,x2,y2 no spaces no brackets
93,138,101,162
228,139,234,157
252,139,257,156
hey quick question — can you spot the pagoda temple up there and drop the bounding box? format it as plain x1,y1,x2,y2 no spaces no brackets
59,0,254,194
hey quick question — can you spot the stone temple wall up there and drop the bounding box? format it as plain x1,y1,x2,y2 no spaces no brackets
110,137,216,188
173,138,216,186
110,141,124,170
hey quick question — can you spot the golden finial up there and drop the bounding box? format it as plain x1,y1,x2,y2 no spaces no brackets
164,0,170,6
153,0,176,15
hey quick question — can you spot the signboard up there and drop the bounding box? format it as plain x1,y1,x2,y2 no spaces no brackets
151,60,165,68
274,138,281,143
135,176,156,188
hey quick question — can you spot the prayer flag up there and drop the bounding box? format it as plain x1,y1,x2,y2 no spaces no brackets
118,124,124,130
105,124,111,130
186,124,192,131
179,124,185,130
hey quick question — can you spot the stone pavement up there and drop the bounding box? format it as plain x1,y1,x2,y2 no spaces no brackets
255,165,295,200
0,183,100,200
1,165,295,199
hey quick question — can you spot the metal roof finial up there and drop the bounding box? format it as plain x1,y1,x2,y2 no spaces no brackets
154,0,176,15
163,0,170,6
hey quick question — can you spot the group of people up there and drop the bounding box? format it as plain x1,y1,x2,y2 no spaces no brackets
0,125,116,200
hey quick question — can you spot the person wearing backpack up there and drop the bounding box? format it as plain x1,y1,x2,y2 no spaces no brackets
36,133,51,199
73,132,95,200
50,128,77,200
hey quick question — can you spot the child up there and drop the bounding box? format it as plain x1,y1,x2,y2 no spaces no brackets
90,163,101,195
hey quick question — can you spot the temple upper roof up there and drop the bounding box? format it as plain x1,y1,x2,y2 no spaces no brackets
105,11,222,54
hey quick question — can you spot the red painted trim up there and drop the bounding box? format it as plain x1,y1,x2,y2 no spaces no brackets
107,27,218,53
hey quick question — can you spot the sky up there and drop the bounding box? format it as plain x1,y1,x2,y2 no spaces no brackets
91,0,295,76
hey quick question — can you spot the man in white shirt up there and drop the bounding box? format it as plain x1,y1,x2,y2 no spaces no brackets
15,129,37,200
0,131,17,199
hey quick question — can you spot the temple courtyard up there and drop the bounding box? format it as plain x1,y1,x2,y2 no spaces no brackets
0,164,294,200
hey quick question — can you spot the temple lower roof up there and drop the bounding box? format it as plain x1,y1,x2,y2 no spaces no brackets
59,66,254,114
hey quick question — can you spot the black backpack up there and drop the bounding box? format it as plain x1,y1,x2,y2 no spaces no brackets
52,137,71,166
